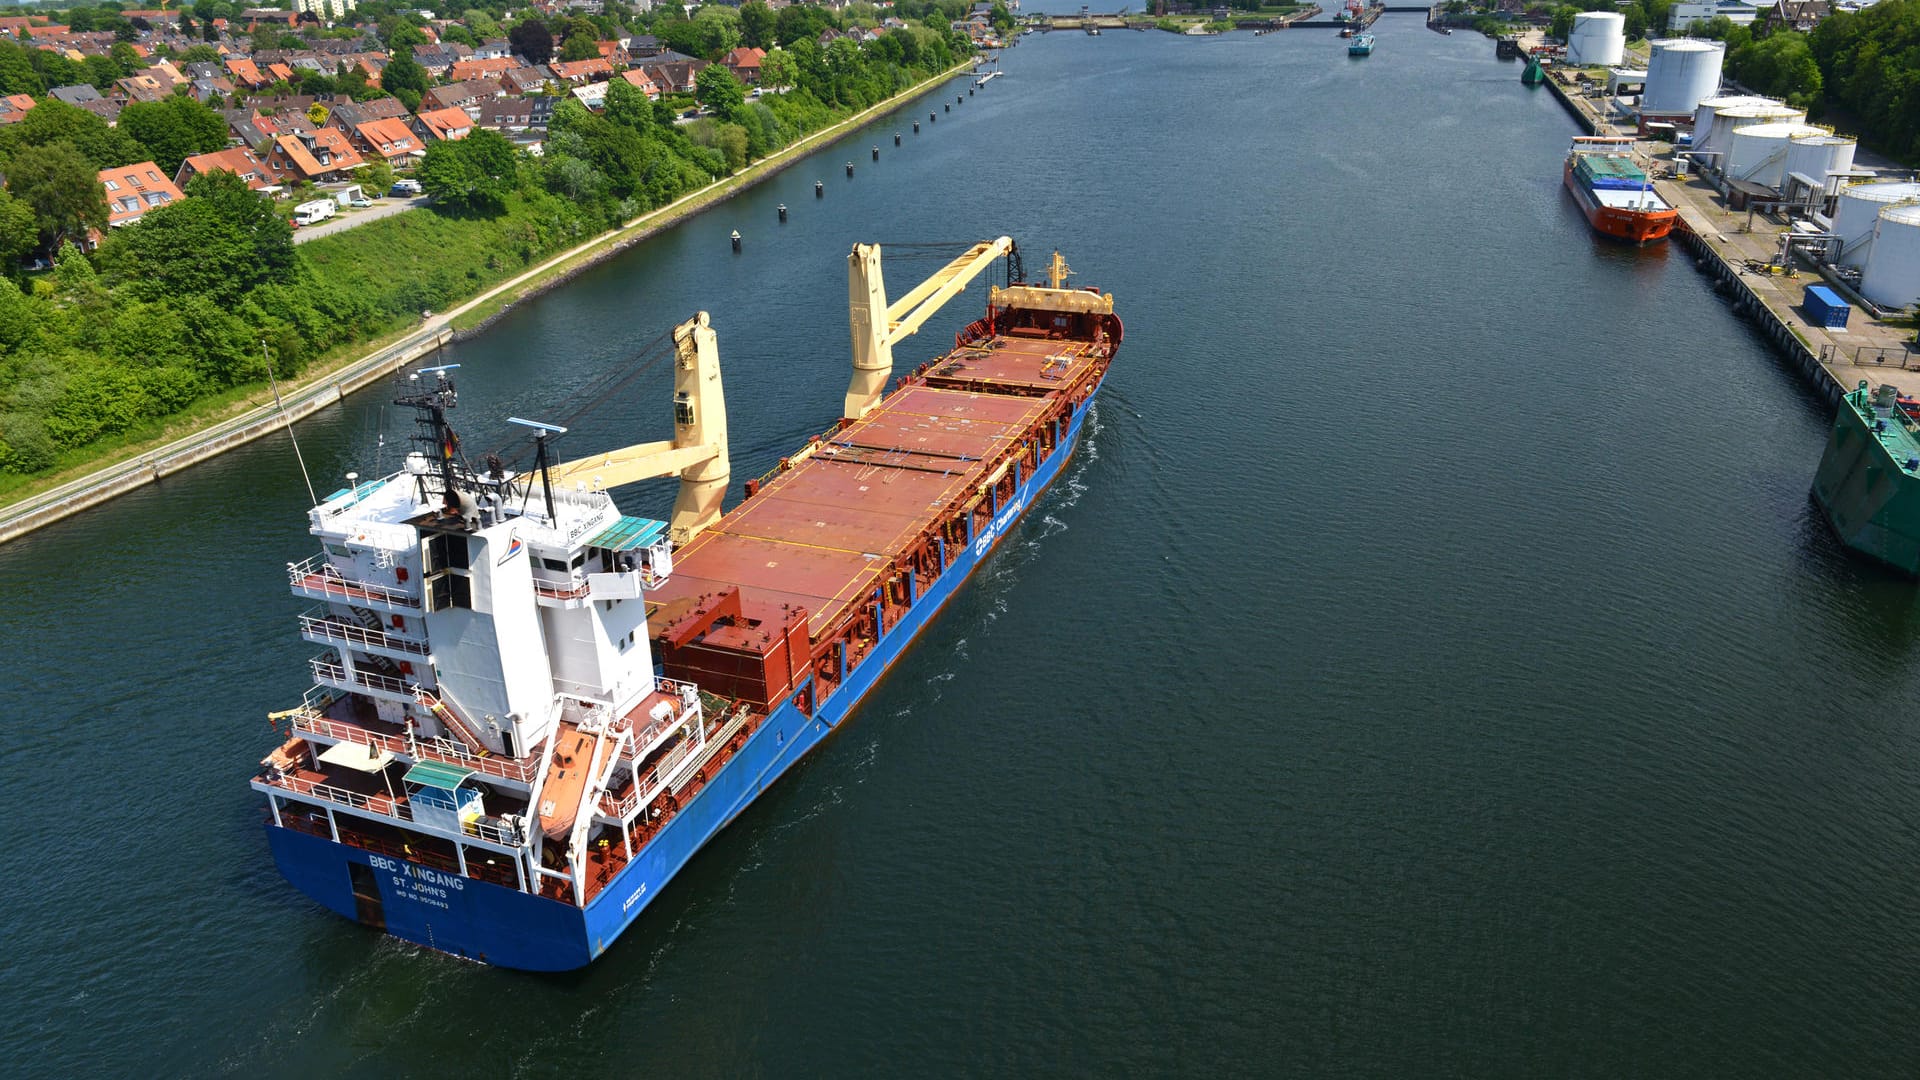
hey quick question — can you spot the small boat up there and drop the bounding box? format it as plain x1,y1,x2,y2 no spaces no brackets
1348,31,1374,55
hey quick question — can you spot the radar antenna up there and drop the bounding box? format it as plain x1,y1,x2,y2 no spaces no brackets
507,417,568,525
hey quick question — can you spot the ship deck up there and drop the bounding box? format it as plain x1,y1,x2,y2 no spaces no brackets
647,377,1054,639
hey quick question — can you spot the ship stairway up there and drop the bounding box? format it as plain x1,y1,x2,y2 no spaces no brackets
413,687,489,753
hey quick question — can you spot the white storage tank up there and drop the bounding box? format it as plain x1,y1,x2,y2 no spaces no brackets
1725,122,1828,190
1833,180,1920,266
1691,94,1777,143
1781,134,1857,194
1643,39,1726,117
1699,102,1803,164
1567,11,1626,66
1861,204,1920,310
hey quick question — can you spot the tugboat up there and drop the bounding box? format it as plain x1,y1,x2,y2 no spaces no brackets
1348,30,1375,55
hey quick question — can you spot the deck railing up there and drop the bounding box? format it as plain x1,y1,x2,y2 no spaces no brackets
288,553,420,609
298,609,431,656
288,705,541,785
311,654,412,697
266,771,524,849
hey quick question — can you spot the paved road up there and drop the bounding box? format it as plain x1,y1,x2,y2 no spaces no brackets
292,194,432,244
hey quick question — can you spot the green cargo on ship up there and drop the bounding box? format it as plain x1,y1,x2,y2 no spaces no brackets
1811,381,1920,575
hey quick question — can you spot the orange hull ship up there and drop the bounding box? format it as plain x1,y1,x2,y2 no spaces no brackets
1564,137,1677,244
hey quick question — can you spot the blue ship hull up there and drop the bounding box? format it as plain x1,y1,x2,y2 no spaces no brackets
264,386,1100,971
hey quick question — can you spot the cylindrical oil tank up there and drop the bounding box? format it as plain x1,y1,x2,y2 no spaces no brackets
1691,94,1776,145
1726,122,1828,189
1833,181,1920,266
1567,11,1625,66
1643,39,1725,117
1781,134,1856,192
1700,103,1803,164
1862,204,1920,310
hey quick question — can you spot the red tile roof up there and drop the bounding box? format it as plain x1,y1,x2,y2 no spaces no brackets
98,160,186,227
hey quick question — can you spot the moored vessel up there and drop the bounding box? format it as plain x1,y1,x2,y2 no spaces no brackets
1349,31,1375,55
251,241,1122,970
1812,381,1920,575
1564,136,1677,243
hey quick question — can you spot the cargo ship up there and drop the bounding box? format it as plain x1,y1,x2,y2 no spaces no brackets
251,240,1122,970
1811,380,1920,575
1564,136,1678,243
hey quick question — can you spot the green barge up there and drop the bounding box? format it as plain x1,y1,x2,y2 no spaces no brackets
1812,381,1920,575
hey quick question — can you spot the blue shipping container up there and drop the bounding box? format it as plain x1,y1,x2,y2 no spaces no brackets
1805,284,1851,328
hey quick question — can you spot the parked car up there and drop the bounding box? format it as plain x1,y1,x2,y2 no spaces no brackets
390,179,423,197
348,196,372,208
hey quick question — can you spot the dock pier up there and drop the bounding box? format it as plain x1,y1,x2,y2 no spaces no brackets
1542,68,1919,407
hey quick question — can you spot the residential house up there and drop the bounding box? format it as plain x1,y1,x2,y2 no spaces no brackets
619,67,660,100
571,81,610,109
596,39,630,67
723,46,764,84
175,146,281,193
474,38,514,61
116,74,172,103
265,127,365,184
629,34,664,59
0,94,34,124
241,8,300,31
1765,0,1830,31
410,42,470,77
48,84,102,107
413,105,474,141
293,0,359,19
469,96,530,133
639,59,705,94
548,58,614,84
422,78,505,117
121,9,182,28
80,98,122,123
227,57,272,90
99,161,185,228
351,116,422,162
326,97,408,131
227,109,277,147
450,56,522,81
499,65,553,95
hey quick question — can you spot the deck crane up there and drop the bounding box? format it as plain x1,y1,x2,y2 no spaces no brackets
845,237,1014,420
546,240,1027,547
546,311,730,547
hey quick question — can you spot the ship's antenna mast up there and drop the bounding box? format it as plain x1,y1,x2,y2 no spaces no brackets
399,364,464,512
263,338,318,506
509,417,568,525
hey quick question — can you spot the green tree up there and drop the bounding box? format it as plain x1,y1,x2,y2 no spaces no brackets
417,128,518,212
441,24,478,47
1551,4,1579,40
110,43,141,74
86,55,125,92
509,19,554,65
465,10,504,39
0,41,47,97
179,44,222,64
381,15,430,50
760,47,797,89
1,99,149,171
6,142,109,253
119,94,230,175
695,64,745,120
187,169,296,283
1730,30,1824,107
0,187,38,274
559,30,602,61
740,0,774,47
603,75,652,131
380,47,429,103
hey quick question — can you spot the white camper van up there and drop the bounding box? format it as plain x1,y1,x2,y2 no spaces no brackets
293,200,336,227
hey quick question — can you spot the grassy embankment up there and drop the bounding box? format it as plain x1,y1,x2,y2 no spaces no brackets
0,61,971,512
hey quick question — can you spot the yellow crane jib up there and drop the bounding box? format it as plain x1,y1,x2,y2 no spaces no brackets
549,311,731,547
845,237,1013,421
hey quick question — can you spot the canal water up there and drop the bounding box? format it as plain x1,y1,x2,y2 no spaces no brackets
4,17,1916,1076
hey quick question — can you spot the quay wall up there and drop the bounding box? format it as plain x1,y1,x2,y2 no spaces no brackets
0,327,455,547
1671,219,1846,408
